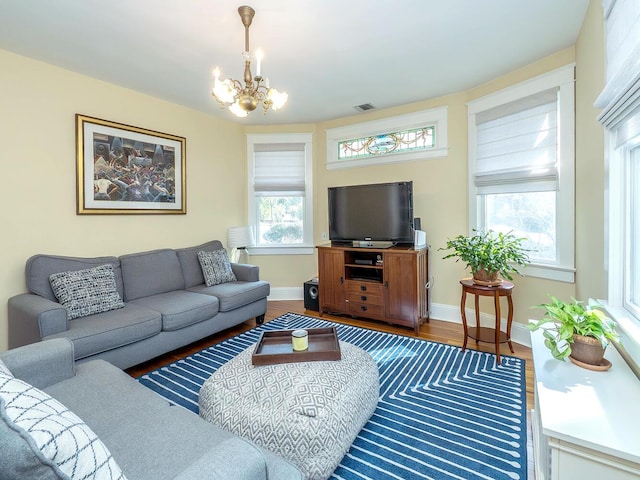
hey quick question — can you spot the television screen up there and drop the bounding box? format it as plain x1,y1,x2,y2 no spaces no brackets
328,181,414,244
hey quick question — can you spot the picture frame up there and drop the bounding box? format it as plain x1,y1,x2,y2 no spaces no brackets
76,114,186,214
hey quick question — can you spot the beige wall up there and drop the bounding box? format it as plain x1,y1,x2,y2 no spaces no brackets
0,49,246,350
0,0,605,350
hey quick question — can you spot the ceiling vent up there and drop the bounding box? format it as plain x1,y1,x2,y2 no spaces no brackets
353,103,375,112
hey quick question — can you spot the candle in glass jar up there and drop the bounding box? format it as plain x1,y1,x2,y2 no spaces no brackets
291,329,309,351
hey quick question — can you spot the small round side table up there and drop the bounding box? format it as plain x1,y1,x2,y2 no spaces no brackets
459,278,515,365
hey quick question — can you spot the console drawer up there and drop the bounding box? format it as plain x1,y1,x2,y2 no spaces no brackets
346,291,383,306
345,281,383,296
345,301,385,319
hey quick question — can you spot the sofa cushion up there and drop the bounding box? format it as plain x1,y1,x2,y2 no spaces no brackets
176,240,224,288
119,249,184,301
188,281,270,312
0,372,127,480
26,255,123,302
43,360,273,480
129,291,219,331
44,304,161,361
197,250,236,286
49,264,125,320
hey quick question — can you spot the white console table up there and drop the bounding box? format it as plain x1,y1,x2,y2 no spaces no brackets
531,329,640,479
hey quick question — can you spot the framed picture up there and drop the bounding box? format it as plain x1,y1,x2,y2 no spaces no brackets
76,114,186,214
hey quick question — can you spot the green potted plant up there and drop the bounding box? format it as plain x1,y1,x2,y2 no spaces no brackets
440,229,530,285
527,296,620,368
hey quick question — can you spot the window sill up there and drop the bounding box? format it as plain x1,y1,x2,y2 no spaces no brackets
521,263,575,283
249,246,315,256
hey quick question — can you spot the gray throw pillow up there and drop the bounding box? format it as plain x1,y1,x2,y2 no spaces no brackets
49,264,125,320
197,250,237,286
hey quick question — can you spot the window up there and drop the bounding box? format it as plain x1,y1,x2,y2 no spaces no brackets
598,0,640,371
246,133,313,255
338,126,435,160
468,65,575,282
326,107,447,169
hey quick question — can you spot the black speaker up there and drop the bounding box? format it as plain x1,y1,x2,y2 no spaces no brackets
414,217,422,230
304,279,319,311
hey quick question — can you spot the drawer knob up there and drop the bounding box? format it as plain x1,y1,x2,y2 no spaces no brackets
360,305,368,312
360,285,367,291
361,295,367,301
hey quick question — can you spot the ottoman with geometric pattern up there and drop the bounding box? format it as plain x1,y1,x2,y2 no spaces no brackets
199,341,379,480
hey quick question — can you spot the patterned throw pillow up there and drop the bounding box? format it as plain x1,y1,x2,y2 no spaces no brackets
197,250,237,286
0,372,127,480
49,264,124,320
0,359,11,377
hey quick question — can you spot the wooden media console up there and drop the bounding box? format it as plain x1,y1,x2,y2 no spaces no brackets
316,244,431,332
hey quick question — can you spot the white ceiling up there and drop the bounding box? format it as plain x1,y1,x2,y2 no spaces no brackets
0,0,589,125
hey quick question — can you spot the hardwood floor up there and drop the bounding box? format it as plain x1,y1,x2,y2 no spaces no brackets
126,299,535,409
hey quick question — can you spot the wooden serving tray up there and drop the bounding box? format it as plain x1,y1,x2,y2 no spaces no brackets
251,327,341,365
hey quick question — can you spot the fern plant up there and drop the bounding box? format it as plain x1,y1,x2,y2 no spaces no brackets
439,229,530,281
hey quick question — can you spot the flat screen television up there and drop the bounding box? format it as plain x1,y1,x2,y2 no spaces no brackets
328,181,414,245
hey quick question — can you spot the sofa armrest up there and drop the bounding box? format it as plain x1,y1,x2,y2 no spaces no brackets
231,263,260,282
8,293,68,348
0,338,75,389
173,437,268,480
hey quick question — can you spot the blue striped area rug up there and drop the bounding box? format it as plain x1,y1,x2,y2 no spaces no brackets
137,313,527,480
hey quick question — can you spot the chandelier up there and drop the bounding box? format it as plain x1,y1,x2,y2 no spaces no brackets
212,5,288,118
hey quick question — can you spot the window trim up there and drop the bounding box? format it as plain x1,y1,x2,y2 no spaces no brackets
246,133,314,255
467,64,576,282
325,107,448,170
604,108,640,374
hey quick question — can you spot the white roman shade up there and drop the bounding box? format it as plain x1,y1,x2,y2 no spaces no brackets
595,0,640,132
253,143,305,195
474,88,559,194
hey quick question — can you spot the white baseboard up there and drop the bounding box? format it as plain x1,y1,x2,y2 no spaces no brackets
430,303,532,348
268,288,531,348
268,286,304,301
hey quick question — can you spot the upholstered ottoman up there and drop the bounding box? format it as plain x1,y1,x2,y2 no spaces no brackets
199,341,379,480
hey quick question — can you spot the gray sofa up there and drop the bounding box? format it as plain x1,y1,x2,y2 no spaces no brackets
0,338,303,480
8,240,269,369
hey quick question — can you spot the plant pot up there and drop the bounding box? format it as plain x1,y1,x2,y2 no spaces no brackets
472,269,502,286
570,334,606,366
